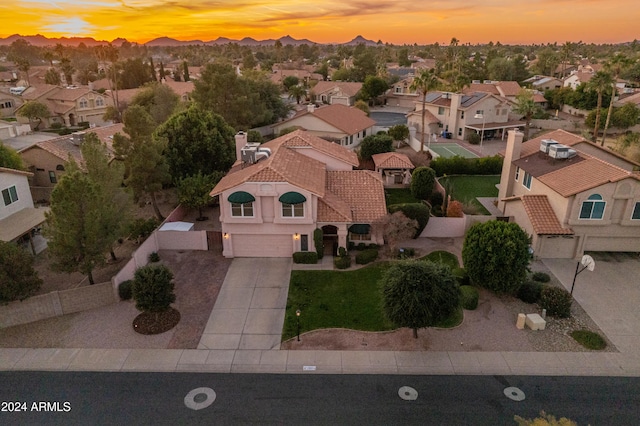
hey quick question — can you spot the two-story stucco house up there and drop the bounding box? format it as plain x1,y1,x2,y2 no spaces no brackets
498,129,640,258
271,104,376,149
0,167,47,254
17,84,112,128
407,92,523,141
210,130,387,258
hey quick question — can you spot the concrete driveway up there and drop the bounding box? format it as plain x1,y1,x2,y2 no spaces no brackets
198,258,292,351
543,253,640,357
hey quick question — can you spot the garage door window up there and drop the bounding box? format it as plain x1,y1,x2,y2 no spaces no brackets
579,194,605,219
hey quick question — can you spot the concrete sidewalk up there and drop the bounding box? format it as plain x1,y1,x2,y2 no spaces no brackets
1,253,639,376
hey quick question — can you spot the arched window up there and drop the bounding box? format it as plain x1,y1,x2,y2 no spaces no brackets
95,97,104,107
579,194,605,219
56,164,65,171
79,98,88,108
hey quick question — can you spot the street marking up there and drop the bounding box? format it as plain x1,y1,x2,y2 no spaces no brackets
398,386,418,401
503,386,526,401
184,387,216,410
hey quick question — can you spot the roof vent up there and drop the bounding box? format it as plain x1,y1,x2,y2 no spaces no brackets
71,131,86,146
540,139,558,154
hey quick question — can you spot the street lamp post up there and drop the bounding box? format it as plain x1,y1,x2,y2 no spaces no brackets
296,309,301,341
474,111,485,156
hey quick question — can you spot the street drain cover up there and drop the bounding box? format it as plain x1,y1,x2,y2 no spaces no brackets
398,386,418,401
184,387,216,410
503,386,525,401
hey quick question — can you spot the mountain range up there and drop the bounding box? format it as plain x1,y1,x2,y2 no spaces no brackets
0,34,379,47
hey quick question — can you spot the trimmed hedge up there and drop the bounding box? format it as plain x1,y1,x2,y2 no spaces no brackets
388,203,429,238
430,155,503,176
118,280,133,301
540,286,572,318
452,267,469,286
460,285,479,310
355,249,378,265
334,256,351,269
517,280,544,304
293,251,318,264
313,228,324,259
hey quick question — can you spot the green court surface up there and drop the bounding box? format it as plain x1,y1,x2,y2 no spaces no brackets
429,143,478,159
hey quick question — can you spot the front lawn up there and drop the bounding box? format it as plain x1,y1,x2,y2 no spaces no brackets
282,252,465,341
438,175,500,214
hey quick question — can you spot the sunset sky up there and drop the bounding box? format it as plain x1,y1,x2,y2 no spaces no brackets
0,0,637,45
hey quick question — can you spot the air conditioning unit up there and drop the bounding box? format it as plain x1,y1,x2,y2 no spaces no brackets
539,139,558,153
548,144,577,159
240,143,260,164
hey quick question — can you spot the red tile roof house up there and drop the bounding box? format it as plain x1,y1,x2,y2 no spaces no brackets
310,81,363,106
19,124,123,202
17,84,113,128
210,130,387,258
271,104,376,149
498,129,640,258
372,152,415,186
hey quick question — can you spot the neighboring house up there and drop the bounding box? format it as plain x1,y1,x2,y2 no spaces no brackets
272,104,376,149
18,84,112,128
563,71,594,90
270,66,323,86
19,123,123,202
210,130,387,258
115,80,193,107
0,167,47,254
464,80,523,101
523,75,562,91
407,91,523,141
386,77,419,108
0,89,24,118
372,152,414,186
311,81,362,106
0,120,31,140
498,129,640,258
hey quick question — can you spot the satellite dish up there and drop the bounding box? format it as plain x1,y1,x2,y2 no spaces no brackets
581,254,595,272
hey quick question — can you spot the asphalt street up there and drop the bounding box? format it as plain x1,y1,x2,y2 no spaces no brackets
1,372,639,425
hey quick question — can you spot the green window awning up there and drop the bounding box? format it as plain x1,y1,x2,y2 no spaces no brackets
348,224,370,234
228,191,255,204
279,191,306,204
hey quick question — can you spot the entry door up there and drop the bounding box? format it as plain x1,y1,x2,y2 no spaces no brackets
301,234,309,251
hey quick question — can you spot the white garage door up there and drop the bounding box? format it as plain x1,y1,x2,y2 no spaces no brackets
232,234,293,257
584,237,640,253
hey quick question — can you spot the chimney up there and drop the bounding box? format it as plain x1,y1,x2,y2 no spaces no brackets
497,130,524,211
235,131,248,162
88,81,94,90
307,104,315,113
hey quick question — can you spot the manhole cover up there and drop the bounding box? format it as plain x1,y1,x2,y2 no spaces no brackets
398,386,418,401
184,387,216,410
503,386,525,401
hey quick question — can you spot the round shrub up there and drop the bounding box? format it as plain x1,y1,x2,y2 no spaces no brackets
118,280,133,300
410,167,436,200
531,271,551,283
540,286,572,318
355,249,378,265
468,132,481,145
452,267,469,286
517,280,544,304
334,256,351,269
148,251,160,263
460,285,479,310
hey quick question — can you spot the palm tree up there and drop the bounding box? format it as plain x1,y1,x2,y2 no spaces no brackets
601,54,633,146
512,89,540,141
288,85,306,104
587,71,614,143
410,69,440,153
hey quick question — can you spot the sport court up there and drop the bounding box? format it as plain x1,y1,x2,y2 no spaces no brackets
429,142,478,159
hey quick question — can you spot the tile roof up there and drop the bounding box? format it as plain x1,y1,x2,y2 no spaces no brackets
516,129,585,158
317,191,353,222
278,104,376,136
496,81,522,97
537,157,632,197
312,81,363,98
48,87,93,101
372,152,415,169
515,195,573,235
406,108,440,124
325,170,387,222
464,83,499,96
262,129,359,167
211,142,327,197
